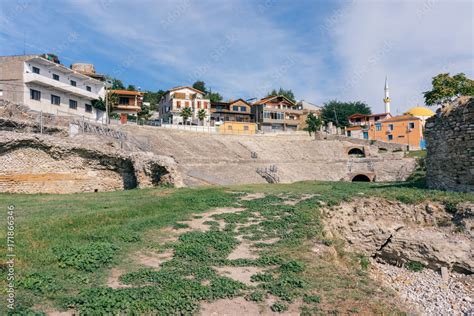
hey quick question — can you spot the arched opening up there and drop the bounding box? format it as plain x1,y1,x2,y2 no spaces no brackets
348,148,365,157
352,174,371,182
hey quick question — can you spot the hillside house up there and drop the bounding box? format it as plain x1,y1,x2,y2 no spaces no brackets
110,89,143,124
253,95,303,132
0,54,106,122
158,86,210,125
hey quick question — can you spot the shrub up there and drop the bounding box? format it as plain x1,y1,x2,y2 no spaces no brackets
271,302,289,312
406,261,424,272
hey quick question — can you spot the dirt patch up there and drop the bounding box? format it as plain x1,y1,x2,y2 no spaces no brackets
134,249,174,268
282,194,315,206
240,192,266,201
177,207,245,232
199,296,302,316
215,266,264,285
106,268,132,289
228,240,259,260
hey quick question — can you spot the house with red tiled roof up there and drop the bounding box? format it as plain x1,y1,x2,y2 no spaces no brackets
110,89,144,124
158,86,210,125
252,95,303,132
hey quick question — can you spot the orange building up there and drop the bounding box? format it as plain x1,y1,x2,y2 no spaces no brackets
369,115,424,150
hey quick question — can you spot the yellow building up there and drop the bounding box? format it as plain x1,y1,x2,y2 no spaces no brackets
219,121,257,134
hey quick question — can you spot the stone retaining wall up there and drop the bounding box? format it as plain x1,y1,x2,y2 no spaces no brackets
425,97,473,192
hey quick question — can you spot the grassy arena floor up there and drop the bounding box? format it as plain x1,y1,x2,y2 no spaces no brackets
0,181,472,315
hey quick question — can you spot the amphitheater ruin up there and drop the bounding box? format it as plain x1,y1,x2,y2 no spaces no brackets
0,101,418,194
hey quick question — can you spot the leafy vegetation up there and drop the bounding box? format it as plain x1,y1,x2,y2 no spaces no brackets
406,261,425,272
305,112,322,138
0,181,471,314
192,80,223,102
266,87,296,102
180,106,193,124
320,100,371,127
423,73,474,106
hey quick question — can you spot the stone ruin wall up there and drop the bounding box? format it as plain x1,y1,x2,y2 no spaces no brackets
425,97,474,193
0,132,182,194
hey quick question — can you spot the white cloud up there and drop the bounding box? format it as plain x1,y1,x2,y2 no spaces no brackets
331,0,473,113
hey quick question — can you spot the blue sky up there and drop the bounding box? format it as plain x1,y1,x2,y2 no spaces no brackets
1,0,472,113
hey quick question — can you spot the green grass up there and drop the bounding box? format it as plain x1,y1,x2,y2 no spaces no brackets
405,150,427,158
0,180,471,314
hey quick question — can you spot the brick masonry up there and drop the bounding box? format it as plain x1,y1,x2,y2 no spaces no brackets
425,96,474,192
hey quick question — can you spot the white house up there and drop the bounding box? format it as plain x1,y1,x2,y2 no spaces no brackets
0,54,106,122
158,86,210,125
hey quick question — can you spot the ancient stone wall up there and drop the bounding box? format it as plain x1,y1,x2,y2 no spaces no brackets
0,132,182,194
125,125,417,186
425,97,473,192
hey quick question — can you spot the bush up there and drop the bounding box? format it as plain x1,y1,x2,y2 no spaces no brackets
406,261,424,272
271,302,289,312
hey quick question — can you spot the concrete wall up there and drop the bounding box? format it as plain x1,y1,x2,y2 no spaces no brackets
425,97,473,192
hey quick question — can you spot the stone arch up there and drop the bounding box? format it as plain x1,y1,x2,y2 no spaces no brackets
347,147,365,157
352,174,371,182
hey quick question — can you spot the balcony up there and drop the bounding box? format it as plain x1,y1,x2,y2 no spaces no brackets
24,72,99,100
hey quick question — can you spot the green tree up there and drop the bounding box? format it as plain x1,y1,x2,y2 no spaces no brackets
143,90,165,110
207,90,223,103
321,100,371,127
192,81,223,102
106,76,125,90
197,109,207,125
266,88,296,102
423,73,474,106
305,113,322,138
127,84,137,91
180,106,192,125
192,80,207,93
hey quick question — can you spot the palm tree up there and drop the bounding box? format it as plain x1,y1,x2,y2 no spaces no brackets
197,109,207,126
180,106,192,125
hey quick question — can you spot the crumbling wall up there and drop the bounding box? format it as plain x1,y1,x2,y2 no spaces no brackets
425,97,473,192
0,132,181,194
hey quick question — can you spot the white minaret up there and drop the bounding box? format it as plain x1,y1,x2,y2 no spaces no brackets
383,76,391,114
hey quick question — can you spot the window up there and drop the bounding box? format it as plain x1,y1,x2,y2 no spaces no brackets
197,101,201,108
51,95,60,105
85,104,92,113
243,126,249,131
347,131,352,137
86,86,92,92
375,123,382,131
119,97,129,105
30,89,41,100
227,125,233,130
233,106,239,111
240,106,246,112
70,80,76,86
52,74,59,81
409,122,415,129
69,99,77,109
363,132,369,140
32,66,40,74
176,101,181,108
185,101,190,107
388,124,394,131
203,102,208,109
388,134,393,141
